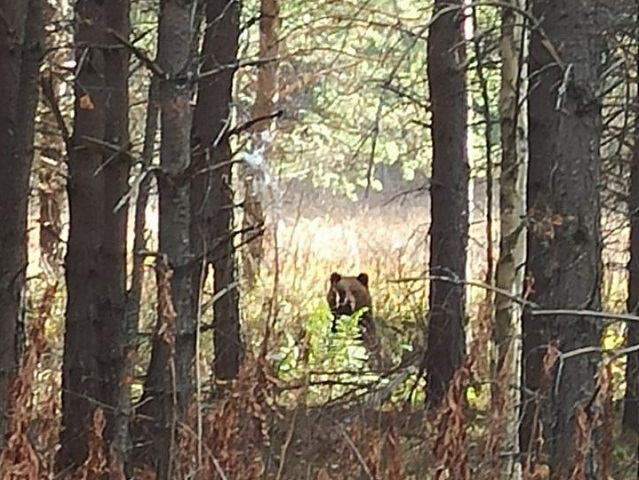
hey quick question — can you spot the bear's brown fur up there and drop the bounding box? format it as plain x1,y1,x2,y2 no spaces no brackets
326,272,372,333
326,271,387,370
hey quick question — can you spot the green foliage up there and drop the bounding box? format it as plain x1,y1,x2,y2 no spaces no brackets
467,4,502,177
236,0,433,197
235,0,516,196
275,302,379,403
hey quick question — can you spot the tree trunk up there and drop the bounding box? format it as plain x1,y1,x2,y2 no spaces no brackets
139,1,197,477
191,0,243,382
425,0,469,408
241,0,279,286
519,0,554,457
59,0,107,467
58,0,131,470
125,78,159,472
521,1,603,477
623,14,639,436
0,0,44,448
492,1,528,478
103,0,132,464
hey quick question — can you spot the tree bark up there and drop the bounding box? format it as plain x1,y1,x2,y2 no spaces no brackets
59,0,107,467
103,0,132,465
241,0,279,286
0,0,44,448
623,7,639,436
138,1,197,477
191,0,243,382
425,0,469,408
158,0,197,465
125,78,159,473
58,0,131,470
521,1,603,477
493,1,528,478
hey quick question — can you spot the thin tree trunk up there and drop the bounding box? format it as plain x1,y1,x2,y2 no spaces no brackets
58,0,131,470
519,0,554,457
0,0,44,448
622,1,639,440
143,1,197,477
191,0,243,382
493,1,527,477
521,1,603,477
425,0,469,408
241,0,279,286
125,78,159,471
103,0,132,465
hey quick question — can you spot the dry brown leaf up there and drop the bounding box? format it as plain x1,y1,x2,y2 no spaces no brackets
78,94,94,110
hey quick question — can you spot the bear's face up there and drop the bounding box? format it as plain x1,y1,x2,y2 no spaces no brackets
326,272,372,332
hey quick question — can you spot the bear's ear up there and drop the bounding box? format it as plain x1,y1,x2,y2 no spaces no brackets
356,272,369,287
330,272,342,284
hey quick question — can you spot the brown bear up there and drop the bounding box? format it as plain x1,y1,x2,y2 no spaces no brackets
326,272,386,370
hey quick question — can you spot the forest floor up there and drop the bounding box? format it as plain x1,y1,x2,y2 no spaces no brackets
17,177,638,479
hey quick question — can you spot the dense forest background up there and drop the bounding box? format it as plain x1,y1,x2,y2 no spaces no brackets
0,0,637,479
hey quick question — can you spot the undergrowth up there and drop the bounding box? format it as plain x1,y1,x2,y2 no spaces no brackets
2,197,638,479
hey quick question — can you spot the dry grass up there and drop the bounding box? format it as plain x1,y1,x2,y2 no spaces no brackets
10,185,639,478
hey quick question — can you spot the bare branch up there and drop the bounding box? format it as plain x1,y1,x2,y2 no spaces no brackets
107,27,165,77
